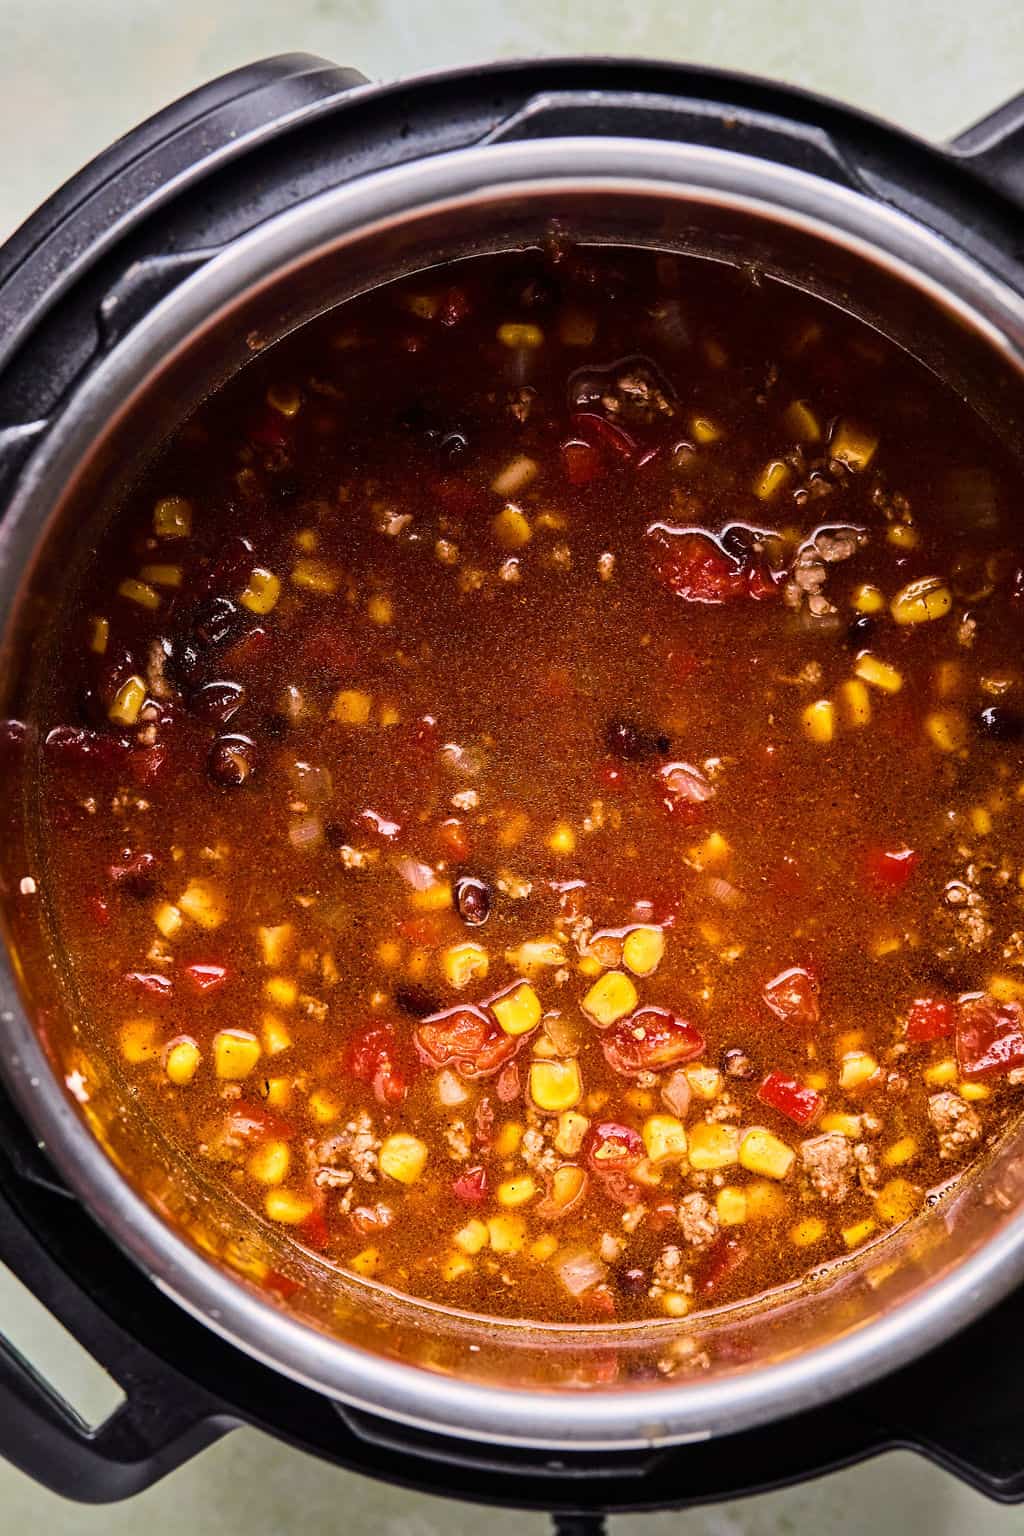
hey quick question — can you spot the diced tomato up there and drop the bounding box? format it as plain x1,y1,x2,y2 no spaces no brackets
438,286,471,326
350,1203,395,1237
225,1101,294,1142
646,1198,680,1234
561,438,605,485
583,1122,644,1172
183,963,229,994
88,893,112,927
568,410,639,462
437,817,470,860
865,846,919,893
45,724,128,773
452,1166,488,1203
247,409,291,450
579,1285,617,1320
123,970,172,997
647,525,776,604
762,966,821,1027
602,1009,705,1076
956,995,1024,1080
299,1210,330,1251
414,1005,520,1079
127,744,169,787
906,996,954,1043
695,1235,749,1299
347,1023,409,1105
756,1071,823,1126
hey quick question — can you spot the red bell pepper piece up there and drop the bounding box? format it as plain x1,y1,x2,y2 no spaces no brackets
756,1071,823,1126
865,846,919,893
602,1009,705,1076
348,1023,410,1105
956,995,1024,1080
561,438,605,485
183,963,229,994
906,996,954,1043
124,970,173,997
695,1235,749,1299
762,966,821,1027
452,1166,488,1204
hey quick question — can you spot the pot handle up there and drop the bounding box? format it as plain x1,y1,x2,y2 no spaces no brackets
0,1123,235,1500
949,92,1024,207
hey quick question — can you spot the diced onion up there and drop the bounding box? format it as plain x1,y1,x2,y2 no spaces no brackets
288,816,324,850
552,1245,608,1297
395,856,437,892
661,1068,692,1119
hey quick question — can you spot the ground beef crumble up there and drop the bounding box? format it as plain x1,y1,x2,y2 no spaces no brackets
800,1132,854,1202
928,1092,983,1159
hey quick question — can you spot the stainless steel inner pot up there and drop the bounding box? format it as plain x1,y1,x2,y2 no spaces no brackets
4,136,1024,1452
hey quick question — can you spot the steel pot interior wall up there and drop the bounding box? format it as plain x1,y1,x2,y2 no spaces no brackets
4,139,1024,1450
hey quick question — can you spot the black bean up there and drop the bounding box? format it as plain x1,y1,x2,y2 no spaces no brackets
192,680,244,725
846,615,877,648
192,597,242,650
616,1265,648,1297
977,705,1024,742
207,734,255,787
722,1046,756,1080
439,430,469,466
395,983,443,1019
323,822,350,849
604,719,671,762
455,875,491,926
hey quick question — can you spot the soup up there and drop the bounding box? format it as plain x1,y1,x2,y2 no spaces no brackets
34,245,1024,1323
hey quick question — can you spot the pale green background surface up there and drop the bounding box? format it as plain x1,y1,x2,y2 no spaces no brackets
1,0,1024,1528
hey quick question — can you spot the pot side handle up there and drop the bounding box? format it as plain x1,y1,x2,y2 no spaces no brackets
949,92,1024,208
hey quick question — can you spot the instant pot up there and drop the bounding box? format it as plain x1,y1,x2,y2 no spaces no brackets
3,52,1024,1519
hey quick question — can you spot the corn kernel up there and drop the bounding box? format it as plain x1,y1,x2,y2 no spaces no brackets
835,1029,867,1055
933,659,963,698
876,1177,923,1225
291,558,340,594
497,1175,537,1208
819,1112,862,1138
249,1140,291,1185
494,1121,524,1157
739,1128,795,1180
257,923,294,968
117,578,161,610
754,459,791,501
120,1017,158,1064
970,806,993,837
872,935,902,959
153,495,192,538
492,983,542,1036
239,567,281,614
642,1114,688,1164
308,1089,340,1123
139,563,183,588
691,831,730,870
89,616,109,654
546,820,576,855
264,1190,313,1225
376,939,402,969
745,1179,788,1221
577,955,603,979
686,1065,722,1101
441,1252,474,1281
924,708,967,753
530,1059,582,1112
923,1059,958,1087
366,593,393,626
783,399,821,443
409,881,453,914
790,1217,827,1247
887,522,920,550
716,1186,748,1226
441,942,489,990
330,689,373,725
529,1233,559,1262
261,1014,292,1055
959,1081,992,1102
842,1217,878,1249
801,698,835,745
688,1122,740,1170
350,1246,381,1277
263,1077,292,1110
851,583,885,615
805,1072,828,1092
267,382,302,416
581,971,637,1027
839,678,872,728
882,1136,918,1168
487,1214,526,1253
379,1133,428,1184
690,414,722,444
830,419,878,471
891,577,952,626
497,322,543,349
839,1050,880,1091
264,976,297,1009
854,653,903,693
179,878,226,930
622,926,665,977
153,902,183,939
406,946,431,982
455,1219,489,1256
108,674,147,727
165,1037,200,1085
492,505,532,551
554,1110,590,1156
295,527,319,553
656,1292,691,1319
214,1030,261,1080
